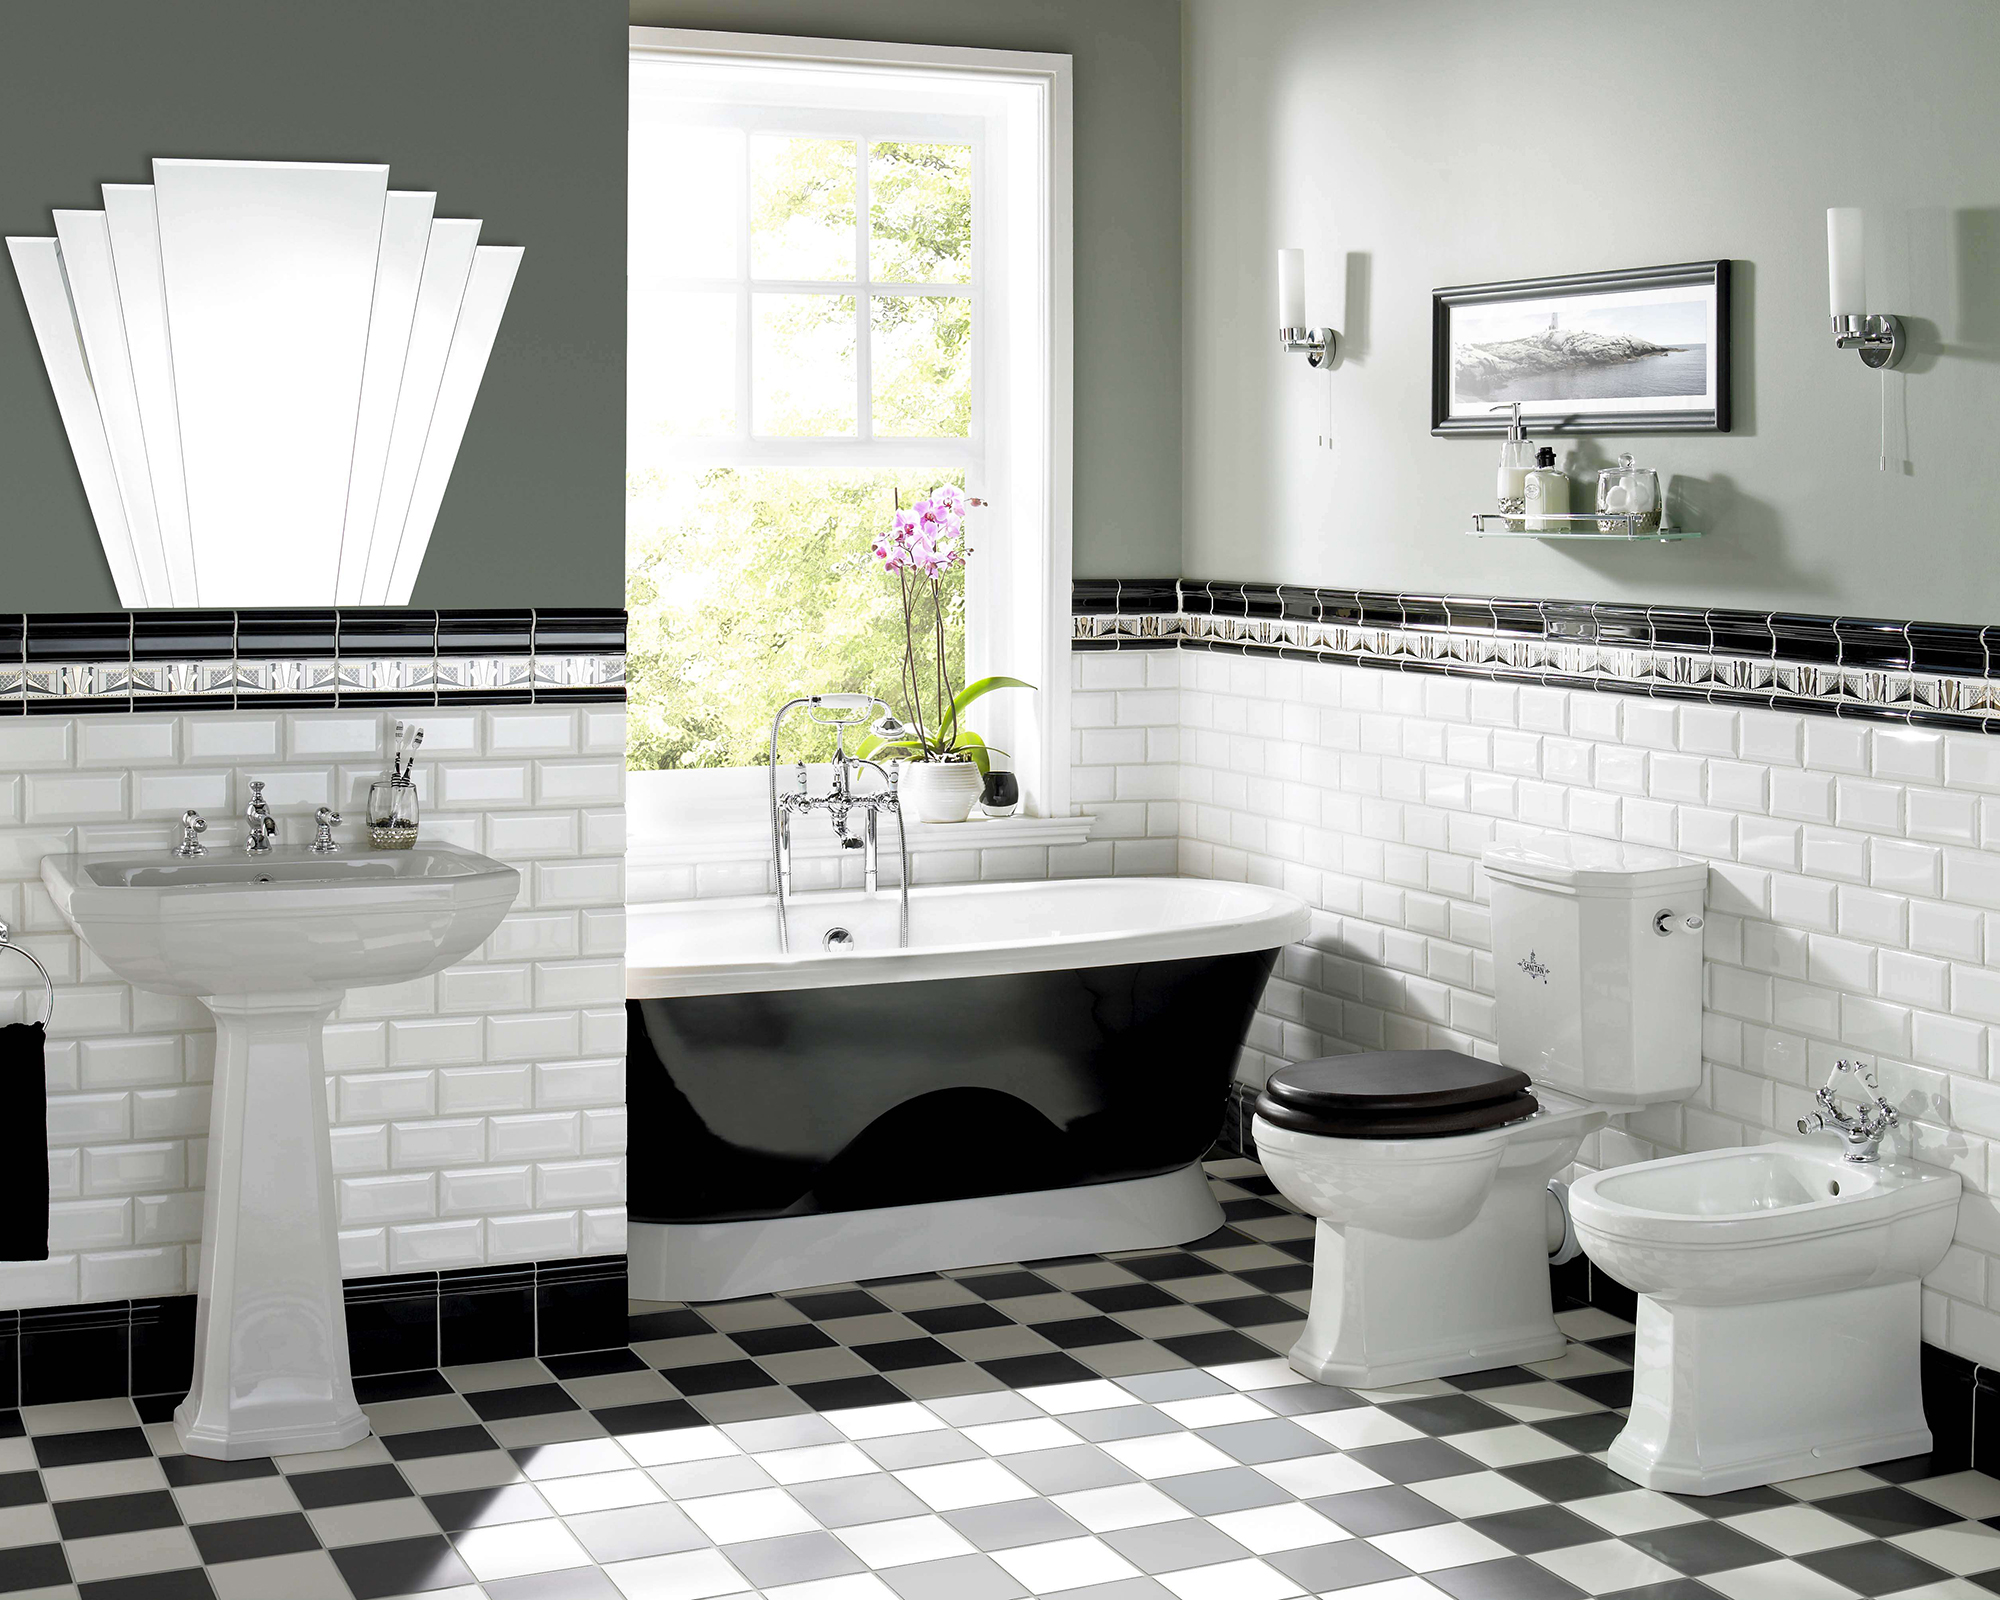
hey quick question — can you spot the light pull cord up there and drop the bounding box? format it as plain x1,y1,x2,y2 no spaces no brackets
1879,367,1888,473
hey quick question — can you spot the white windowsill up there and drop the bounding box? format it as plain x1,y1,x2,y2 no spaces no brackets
629,811,1095,870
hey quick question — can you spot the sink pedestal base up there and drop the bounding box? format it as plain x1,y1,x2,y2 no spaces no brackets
176,992,369,1460
1608,1281,1931,1495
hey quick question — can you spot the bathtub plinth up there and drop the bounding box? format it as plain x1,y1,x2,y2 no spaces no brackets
629,1161,1222,1302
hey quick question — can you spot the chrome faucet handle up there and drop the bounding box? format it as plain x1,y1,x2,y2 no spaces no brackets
244,780,276,854
1798,1059,1900,1163
174,810,208,858
309,806,342,854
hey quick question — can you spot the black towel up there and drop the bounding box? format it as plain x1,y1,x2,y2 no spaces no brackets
0,1022,48,1261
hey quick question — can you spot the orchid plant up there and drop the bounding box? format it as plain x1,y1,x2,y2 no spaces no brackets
860,485,1029,775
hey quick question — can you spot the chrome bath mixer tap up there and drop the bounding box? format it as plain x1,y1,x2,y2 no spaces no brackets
768,694,911,953
244,781,278,854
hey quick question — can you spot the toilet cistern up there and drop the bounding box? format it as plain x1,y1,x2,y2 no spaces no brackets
1797,1059,1899,1163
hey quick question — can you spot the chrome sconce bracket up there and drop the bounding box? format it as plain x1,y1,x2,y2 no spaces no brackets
1833,313,1905,370
1280,325,1339,368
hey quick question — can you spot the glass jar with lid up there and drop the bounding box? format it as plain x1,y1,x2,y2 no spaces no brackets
1596,453,1662,535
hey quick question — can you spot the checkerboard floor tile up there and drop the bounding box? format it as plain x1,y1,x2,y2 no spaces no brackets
4,1157,1994,1599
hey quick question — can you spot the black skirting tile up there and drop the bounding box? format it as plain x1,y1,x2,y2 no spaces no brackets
537,1257,628,1356
345,1276,438,1378
20,1303,130,1406
439,1268,535,1368
130,1297,195,1399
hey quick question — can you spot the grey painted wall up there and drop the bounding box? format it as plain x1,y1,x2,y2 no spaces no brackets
631,0,1184,580
0,0,626,612
1184,0,2000,624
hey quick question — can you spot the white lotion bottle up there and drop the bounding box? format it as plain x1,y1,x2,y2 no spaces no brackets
1492,402,1534,521
1523,445,1570,531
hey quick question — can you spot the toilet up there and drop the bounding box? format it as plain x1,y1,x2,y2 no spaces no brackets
1253,837,1708,1388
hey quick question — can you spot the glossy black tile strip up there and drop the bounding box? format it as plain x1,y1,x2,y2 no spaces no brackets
6,1256,628,1403
1073,582,2000,733
0,608,625,714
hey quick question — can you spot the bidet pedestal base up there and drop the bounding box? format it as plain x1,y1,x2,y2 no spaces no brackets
1289,1182,1568,1389
1608,1281,1931,1495
176,992,368,1461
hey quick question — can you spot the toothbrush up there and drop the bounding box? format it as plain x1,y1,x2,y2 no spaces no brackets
406,728,424,778
391,721,407,781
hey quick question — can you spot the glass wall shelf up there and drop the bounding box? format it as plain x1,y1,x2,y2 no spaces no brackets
1468,512,1701,542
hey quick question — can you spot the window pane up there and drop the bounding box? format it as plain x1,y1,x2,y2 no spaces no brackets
630,125,740,281
754,293,857,436
627,468,966,771
629,291,737,455
872,296,971,437
870,141,972,284
751,135,856,280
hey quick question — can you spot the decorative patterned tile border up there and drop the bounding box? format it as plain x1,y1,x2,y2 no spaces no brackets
0,607,625,713
1073,580,2000,733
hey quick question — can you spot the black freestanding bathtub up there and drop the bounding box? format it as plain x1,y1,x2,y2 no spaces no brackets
625,875,1308,1300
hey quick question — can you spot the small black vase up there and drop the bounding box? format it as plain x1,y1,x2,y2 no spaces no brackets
980,769,1020,817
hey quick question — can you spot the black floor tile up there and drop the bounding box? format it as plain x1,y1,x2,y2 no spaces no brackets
1466,1504,1605,1555
0,1543,70,1594
1817,1484,1963,1538
1534,1412,1628,1453
785,1290,887,1320
1120,1253,1214,1283
0,1468,45,1507
976,1353,1099,1389
188,1511,319,1563
1379,1394,1510,1436
1594,1584,1721,1600
628,1308,708,1341
1236,1263,1312,1294
1343,1437,1482,1484
1028,1317,1141,1350
423,1484,554,1533
76,1570,216,1600
956,1272,1058,1301
1154,1330,1275,1367
54,1489,182,1539
1620,1519,1775,1576
1589,1333,1638,1364
1075,1284,1179,1314
1445,1366,1541,1391
1796,1538,1949,1595
33,1427,151,1468
382,1423,496,1460
329,1533,476,1599
1665,1481,1790,1518
728,1324,836,1356
1426,1555,1588,1600
1869,1452,1958,1483
654,1360,776,1396
849,1337,961,1371
1201,1295,1300,1329
792,1375,908,1411
1250,1382,1366,1416
1311,1484,1455,1536
906,1303,1012,1334
1501,1456,1635,1502
160,1456,277,1487
592,1398,704,1435
464,1382,579,1421
286,1464,414,1509
542,1348,648,1380
1558,1369,1635,1408
132,1393,184,1424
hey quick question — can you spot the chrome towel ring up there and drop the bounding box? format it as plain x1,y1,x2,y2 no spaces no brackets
0,922,54,1029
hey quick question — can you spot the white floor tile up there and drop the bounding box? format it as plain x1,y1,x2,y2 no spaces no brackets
1702,1559,1863,1600
893,1459,1036,1512
826,1403,947,1440
1293,1408,1425,1449
1530,1538,1685,1592
1097,1432,1238,1479
605,1546,753,1600
991,1534,1140,1592
680,1485,818,1542
1408,1469,1546,1519
1724,1503,1875,1556
1157,1556,1306,1600
1892,1521,2000,1575
1441,1423,1576,1468
1155,1395,1273,1429
959,1418,1080,1456
21,1398,140,1436
1907,1471,2000,1521
1205,1501,1351,1553
64,1525,202,1584
540,1469,670,1515
833,1513,977,1568
454,1517,595,1581
757,1442,879,1483
1565,1487,1706,1535
1018,1380,1135,1414
1254,1452,1391,1498
208,1549,352,1600
305,1497,443,1547
1367,1521,1512,1573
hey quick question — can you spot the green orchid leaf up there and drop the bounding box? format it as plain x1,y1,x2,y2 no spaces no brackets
948,675,1034,724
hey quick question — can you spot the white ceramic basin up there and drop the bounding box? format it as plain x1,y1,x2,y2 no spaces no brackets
1569,1140,1958,1306
42,843,517,996
43,842,519,1462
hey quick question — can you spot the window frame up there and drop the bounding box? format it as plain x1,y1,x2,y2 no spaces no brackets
627,26,1074,833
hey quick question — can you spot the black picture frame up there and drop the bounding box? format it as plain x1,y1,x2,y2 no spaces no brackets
1431,259,1731,436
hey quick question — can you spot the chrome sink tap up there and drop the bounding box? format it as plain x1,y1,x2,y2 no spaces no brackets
309,806,342,854
174,810,208,858
244,781,277,854
1798,1059,1900,1164
768,694,911,953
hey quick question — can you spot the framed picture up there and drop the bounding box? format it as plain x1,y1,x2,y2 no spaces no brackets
1431,260,1731,435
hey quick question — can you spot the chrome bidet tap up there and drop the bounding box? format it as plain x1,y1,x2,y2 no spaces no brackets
1797,1059,1899,1163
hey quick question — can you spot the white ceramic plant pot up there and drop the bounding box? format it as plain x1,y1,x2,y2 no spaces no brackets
901,760,982,823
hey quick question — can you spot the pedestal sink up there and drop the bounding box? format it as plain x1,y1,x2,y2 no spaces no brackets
43,843,519,1459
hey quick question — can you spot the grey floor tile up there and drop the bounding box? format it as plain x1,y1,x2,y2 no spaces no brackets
944,1497,1091,1551
880,1550,1031,1600
1195,1416,1334,1465
722,1528,867,1587
1158,1466,1295,1516
1001,1445,1138,1496
1269,1536,1414,1592
562,1502,708,1564
1101,1515,1253,1573
788,1472,930,1528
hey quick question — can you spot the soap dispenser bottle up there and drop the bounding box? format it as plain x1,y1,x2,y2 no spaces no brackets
1491,403,1535,523
1523,446,1570,531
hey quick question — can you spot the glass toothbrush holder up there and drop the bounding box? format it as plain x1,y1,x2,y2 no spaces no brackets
367,778,419,849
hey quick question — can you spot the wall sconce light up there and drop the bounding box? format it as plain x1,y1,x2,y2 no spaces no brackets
1277,247,1338,367
1826,207,1904,370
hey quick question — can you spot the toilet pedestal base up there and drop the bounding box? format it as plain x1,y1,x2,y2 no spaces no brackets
1289,1168,1567,1388
1608,1281,1931,1495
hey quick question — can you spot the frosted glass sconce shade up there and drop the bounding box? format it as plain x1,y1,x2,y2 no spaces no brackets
6,160,522,607
1823,205,1903,371
1275,245,1337,369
